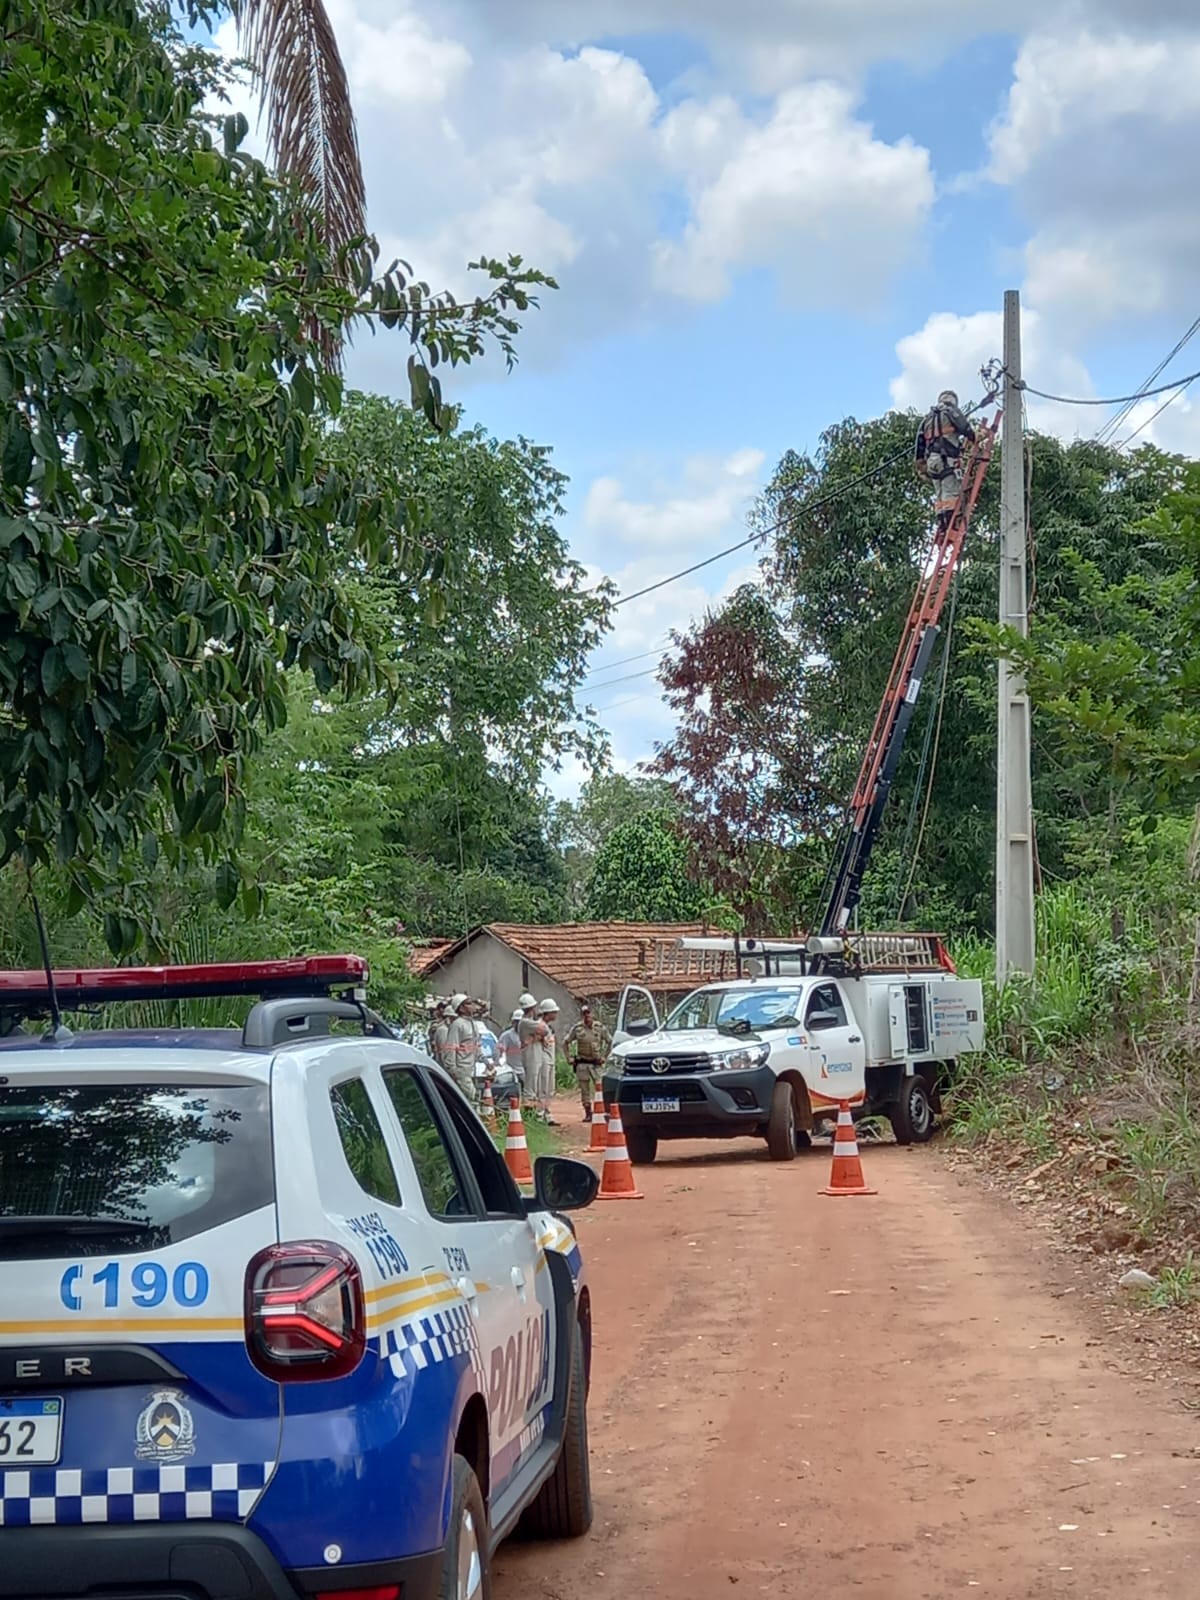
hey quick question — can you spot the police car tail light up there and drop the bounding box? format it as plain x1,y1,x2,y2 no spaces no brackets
245,1242,366,1382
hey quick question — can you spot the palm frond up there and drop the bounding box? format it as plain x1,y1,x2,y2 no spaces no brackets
232,0,366,271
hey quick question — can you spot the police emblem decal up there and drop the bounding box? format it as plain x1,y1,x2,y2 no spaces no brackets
135,1388,196,1462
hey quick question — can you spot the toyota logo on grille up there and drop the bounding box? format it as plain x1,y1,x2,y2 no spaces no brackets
651,1057,671,1074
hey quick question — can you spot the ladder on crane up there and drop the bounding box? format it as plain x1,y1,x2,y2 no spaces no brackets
815,407,1001,944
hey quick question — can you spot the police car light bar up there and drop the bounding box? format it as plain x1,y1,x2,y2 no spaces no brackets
0,955,369,1013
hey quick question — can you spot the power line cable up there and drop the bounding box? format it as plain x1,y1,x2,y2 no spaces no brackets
580,665,660,693
1095,315,1200,445
581,641,669,682
1011,368,1200,407
1115,373,1199,452
611,441,914,610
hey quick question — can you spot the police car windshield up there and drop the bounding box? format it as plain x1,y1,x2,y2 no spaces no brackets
664,988,803,1035
0,1082,272,1259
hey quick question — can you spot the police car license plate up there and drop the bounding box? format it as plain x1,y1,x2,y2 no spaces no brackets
642,1096,680,1113
0,1398,62,1466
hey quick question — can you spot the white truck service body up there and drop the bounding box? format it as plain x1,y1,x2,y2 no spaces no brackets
602,934,984,1164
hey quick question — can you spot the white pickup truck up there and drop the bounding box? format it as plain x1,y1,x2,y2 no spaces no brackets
601,935,984,1165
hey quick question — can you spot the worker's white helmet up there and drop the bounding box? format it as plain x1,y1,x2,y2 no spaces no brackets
518,991,536,1009
511,1007,524,1022
937,389,958,407
536,998,559,1015
450,992,469,1011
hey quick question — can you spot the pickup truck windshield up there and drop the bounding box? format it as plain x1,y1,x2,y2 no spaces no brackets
664,988,803,1035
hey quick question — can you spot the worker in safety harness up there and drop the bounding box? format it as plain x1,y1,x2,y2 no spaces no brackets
914,390,976,537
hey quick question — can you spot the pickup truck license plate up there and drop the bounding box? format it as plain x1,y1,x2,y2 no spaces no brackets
0,1398,62,1466
643,1096,680,1113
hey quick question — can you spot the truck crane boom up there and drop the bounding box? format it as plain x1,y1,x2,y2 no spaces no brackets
816,407,1001,943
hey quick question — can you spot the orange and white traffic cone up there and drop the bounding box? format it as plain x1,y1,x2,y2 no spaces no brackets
588,1083,608,1152
504,1096,533,1185
480,1079,497,1133
820,1101,877,1197
596,1104,642,1201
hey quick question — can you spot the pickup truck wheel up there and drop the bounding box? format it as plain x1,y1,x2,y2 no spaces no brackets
889,1075,935,1146
438,1455,492,1600
626,1127,658,1165
794,1128,812,1152
766,1080,797,1161
518,1320,593,1540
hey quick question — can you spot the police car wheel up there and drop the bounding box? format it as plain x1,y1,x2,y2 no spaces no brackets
518,1319,593,1540
889,1075,935,1146
440,1455,491,1600
766,1080,798,1161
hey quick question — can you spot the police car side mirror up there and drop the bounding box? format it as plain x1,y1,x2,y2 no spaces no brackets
527,1155,599,1213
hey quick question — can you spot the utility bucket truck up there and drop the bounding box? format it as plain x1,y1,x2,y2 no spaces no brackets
603,932,984,1163
602,392,1001,1165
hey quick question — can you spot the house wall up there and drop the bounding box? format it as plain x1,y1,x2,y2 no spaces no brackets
424,934,581,1035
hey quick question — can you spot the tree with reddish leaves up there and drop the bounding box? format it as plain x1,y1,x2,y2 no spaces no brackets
648,585,839,932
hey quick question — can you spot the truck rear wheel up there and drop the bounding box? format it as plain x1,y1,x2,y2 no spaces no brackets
890,1075,935,1146
626,1127,658,1165
766,1080,797,1162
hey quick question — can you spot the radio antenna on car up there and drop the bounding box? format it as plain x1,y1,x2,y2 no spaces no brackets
29,889,71,1043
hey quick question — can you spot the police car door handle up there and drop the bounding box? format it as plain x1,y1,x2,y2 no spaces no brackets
456,1276,477,1302
511,1266,526,1291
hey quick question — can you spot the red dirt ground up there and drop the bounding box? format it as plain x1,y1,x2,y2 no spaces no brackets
495,1108,1200,1599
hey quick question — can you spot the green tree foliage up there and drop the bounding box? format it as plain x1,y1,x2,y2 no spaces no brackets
984,465,1200,829
584,811,707,923
552,771,676,912
757,414,1189,930
324,394,612,776
0,1,551,937
650,585,831,929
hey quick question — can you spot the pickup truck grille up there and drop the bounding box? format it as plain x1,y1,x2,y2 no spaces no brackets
624,1053,711,1075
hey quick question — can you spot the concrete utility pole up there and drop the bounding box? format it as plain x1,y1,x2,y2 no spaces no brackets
995,290,1036,984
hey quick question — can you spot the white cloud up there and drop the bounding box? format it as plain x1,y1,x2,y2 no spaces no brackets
583,448,765,551
987,31,1200,183
324,0,472,107
217,3,938,366
891,308,1096,438
655,84,933,305
453,0,1200,91
986,28,1200,335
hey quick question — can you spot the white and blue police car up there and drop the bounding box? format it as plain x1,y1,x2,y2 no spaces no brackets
0,955,598,1600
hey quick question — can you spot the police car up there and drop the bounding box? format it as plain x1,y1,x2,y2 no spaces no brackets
0,955,598,1600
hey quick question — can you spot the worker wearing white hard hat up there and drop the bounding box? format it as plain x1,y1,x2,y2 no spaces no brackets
444,994,480,1102
527,999,559,1125
497,1008,524,1082
517,993,540,1112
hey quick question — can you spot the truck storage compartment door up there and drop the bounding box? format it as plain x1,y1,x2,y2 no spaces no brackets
928,980,986,1056
887,985,908,1058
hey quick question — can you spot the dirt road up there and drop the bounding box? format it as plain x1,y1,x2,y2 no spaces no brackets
496,1122,1200,1600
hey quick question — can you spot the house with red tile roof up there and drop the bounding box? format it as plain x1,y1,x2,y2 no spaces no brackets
409,921,729,1033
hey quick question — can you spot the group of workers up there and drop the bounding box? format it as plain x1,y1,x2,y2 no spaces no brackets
426,991,612,1125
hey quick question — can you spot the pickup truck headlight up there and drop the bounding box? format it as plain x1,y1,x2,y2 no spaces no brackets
711,1043,770,1072
603,1054,624,1077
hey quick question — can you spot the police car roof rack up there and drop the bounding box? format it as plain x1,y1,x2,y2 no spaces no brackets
0,955,398,1046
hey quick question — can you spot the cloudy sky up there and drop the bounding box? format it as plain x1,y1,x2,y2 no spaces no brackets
220,0,1200,798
